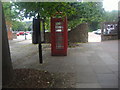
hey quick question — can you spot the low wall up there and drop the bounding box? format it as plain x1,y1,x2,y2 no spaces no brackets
101,34,118,41
45,23,88,43
68,23,88,43
7,31,17,40
101,22,118,41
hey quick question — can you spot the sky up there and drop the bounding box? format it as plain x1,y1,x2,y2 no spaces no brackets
103,0,119,11
23,0,119,21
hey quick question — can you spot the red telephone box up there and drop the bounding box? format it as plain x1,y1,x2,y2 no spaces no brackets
51,14,68,56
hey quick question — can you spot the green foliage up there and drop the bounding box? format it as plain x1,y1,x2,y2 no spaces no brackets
3,2,21,22
88,10,119,32
104,10,118,22
12,21,25,31
12,21,32,31
88,22,101,31
26,21,32,31
68,2,104,29
44,17,50,31
8,2,105,30
4,2,118,32
68,18,87,29
3,2,12,22
3,2,24,31
14,2,75,19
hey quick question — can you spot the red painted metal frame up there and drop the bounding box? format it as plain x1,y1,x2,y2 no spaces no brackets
51,16,68,56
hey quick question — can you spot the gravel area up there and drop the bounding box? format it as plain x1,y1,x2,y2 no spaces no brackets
3,69,75,88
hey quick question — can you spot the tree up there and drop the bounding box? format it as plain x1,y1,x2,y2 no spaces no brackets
14,2,75,18
12,21,26,31
13,2,104,30
25,21,32,31
88,22,101,31
3,2,21,22
104,10,119,22
3,2,16,22
13,2,76,31
67,2,104,29
3,2,22,33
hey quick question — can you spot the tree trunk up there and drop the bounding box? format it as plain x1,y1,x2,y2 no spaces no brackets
2,3,14,86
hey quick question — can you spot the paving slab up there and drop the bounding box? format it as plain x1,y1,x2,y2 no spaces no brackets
76,83,101,88
76,72,98,83
91,64,113,74
96,74,118,88
75,65,94,73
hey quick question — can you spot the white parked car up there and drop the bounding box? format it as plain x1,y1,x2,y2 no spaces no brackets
93,29,101,35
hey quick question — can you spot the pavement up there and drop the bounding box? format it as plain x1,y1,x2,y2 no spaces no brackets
9,33,118,88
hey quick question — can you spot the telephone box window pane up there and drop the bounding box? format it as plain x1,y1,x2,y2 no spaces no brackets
56,40,63,44
56,33,63,36
55,29,62,32
55,21,63,32
55,26,63,28
56,22,62,25
56,43,64,49
56,37,63,40
55,21,64,49
56,39,64,49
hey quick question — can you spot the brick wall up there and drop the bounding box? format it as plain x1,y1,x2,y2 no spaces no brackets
6,21,13,40
7,30,13,40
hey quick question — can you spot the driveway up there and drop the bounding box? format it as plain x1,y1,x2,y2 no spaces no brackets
88,32,101,42
9,38,118,88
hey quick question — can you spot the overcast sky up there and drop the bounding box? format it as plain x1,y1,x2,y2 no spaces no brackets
103,0,119,11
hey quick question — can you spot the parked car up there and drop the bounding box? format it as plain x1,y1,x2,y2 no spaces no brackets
24,33,28,35
19,32,25,35
16,32,20,36
26,31,31,34
29,31,33,34
93,29,101,35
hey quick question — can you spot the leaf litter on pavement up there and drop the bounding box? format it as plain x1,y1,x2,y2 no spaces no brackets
3,68,75,88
